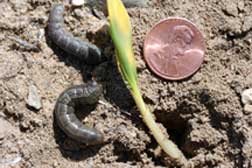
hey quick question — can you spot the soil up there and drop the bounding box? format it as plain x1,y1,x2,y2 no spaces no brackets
0,0,252,167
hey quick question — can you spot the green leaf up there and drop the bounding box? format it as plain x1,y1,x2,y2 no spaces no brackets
107,0,137,86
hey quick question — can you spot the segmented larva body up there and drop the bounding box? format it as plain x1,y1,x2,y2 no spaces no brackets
48,4,103,65
55,81,104,145
85,0,148,9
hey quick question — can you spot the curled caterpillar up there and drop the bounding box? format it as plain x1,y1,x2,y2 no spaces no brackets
85,0,148,8
48,4,104,65
55,81,104,145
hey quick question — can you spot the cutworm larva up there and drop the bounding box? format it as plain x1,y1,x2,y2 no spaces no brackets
55,81,104,145
48,4,104,65
85,0,148,8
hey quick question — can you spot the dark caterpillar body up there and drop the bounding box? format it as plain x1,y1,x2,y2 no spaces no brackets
85,0,148,9
55,81,104,145
48,4,103,65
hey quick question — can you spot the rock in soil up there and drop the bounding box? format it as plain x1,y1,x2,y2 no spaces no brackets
71,0,85,7
26,85,42,110
242,89,252,105
244,104,252,114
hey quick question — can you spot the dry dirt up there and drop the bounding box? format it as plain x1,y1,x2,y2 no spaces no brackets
0,0,252,167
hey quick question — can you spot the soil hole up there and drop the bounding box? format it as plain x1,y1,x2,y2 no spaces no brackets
154,108,194,158
144,109,191,167
156,112,187,146
113,140,141,164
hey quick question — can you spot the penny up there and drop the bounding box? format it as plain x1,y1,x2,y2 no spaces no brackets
144,17,205,80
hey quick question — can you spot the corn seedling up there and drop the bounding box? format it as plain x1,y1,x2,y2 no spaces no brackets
107,0,187,164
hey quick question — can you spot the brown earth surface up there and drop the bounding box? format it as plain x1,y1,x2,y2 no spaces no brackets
0,0,252,167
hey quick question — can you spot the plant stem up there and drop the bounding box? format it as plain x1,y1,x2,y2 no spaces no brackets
130,84,187,164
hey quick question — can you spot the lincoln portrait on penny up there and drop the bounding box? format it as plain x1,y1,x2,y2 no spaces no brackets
150,24,204,78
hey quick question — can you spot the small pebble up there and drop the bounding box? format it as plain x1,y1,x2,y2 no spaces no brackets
244,104,252,114
242,15,252,32
89,20,109,35
224,1,238,16
74,8,85,19
241,89,252,105
26,85,42,110
71,0,85,7
53,161,59,168
36,29,45,41
245,38,252,45
0,155,22,167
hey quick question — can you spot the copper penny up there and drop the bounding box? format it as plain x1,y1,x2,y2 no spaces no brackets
144,17,205,80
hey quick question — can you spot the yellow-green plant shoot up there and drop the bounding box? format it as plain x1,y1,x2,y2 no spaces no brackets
107,0,186,164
